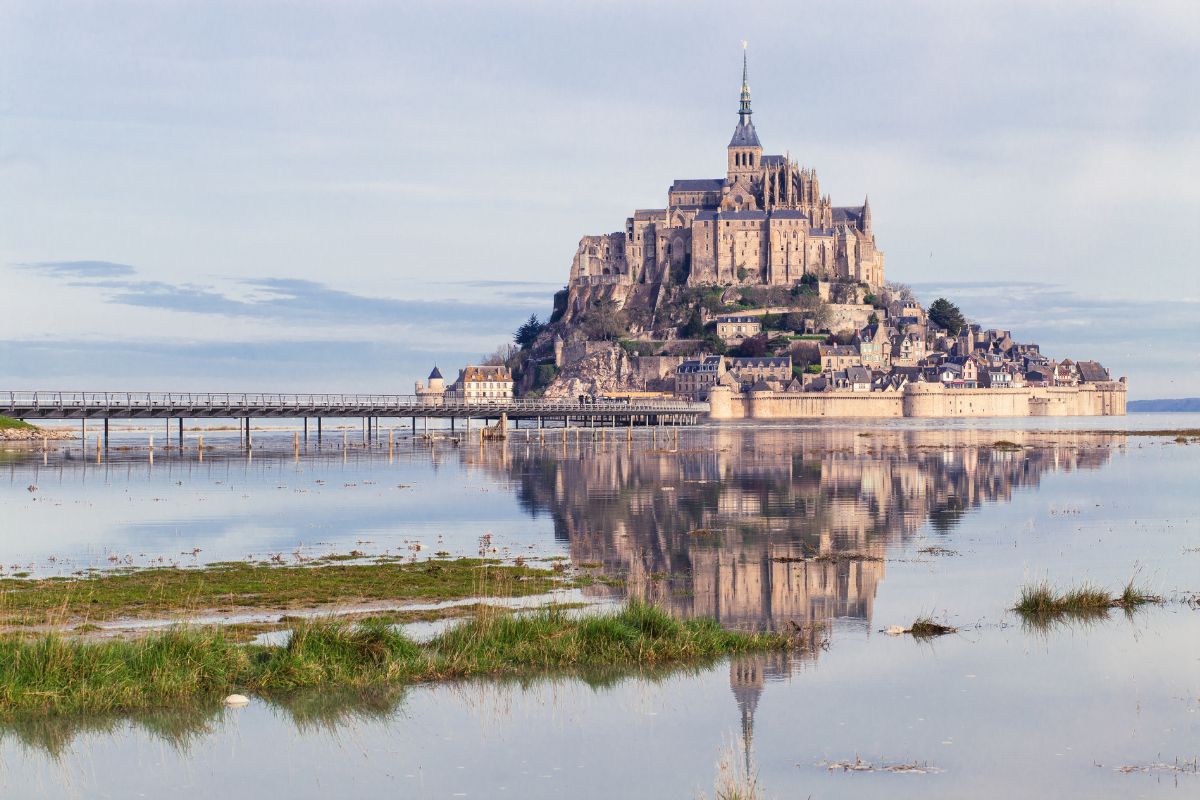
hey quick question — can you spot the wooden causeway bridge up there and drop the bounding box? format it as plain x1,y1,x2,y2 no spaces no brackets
3,391,707,442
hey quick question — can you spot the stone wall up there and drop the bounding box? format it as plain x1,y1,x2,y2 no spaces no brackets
708,381,1127,420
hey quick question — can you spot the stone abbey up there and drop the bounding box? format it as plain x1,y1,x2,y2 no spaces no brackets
569,50,884,295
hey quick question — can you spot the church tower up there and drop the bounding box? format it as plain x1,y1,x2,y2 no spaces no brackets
726,44,762,182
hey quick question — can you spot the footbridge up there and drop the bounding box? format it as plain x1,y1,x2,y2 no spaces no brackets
2,391,707,440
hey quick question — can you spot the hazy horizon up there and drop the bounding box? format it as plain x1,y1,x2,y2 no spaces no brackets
3,1,1197,398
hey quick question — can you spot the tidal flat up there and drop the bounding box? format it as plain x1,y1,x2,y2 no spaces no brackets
1,417,1198,798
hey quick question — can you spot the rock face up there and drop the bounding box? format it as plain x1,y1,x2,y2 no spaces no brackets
0,425,74,441
542,342,641,399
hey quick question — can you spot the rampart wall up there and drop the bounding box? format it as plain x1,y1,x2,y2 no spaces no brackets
708,382,1127,419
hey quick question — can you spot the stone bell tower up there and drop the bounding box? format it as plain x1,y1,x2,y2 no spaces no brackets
726,43,762,182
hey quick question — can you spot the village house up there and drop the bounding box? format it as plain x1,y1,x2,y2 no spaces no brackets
715,314,762,344
855,324,891,370
819,344,861,372
729,355,792,388
675,355,726,400
449,365,514,404
1076,360,1112,383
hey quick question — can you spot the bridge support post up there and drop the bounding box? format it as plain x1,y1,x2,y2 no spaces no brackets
103,418,109,447
178,418,183,447
318,417,323,441
246,417,252,449
304,418,308,442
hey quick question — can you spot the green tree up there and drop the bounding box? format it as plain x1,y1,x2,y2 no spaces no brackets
731,333,768,358
513,314,545,349
928,298,967,335
782,312,807,332
681,307,705,338
580,299,627,341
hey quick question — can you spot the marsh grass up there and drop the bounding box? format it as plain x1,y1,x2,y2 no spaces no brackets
1014,579,1162,626
0,602,793,717
0,557,571,627
907,617,957,638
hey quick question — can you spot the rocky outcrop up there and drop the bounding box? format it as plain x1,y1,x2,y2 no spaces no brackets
541,342,643,399
0,425,75,441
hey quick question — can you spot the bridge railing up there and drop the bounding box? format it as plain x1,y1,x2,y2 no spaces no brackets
1,391,703,415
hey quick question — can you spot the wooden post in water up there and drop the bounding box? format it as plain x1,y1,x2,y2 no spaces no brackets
198,431,203,461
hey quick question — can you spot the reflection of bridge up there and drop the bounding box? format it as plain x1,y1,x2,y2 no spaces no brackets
3,391,706,438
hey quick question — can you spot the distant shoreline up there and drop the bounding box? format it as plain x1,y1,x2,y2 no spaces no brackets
1127,398,1200,413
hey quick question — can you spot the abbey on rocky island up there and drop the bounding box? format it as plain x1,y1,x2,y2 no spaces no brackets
569,49,884,296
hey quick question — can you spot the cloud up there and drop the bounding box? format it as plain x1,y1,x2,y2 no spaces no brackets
0,339,482,392
18,263,549,331
18,260,137,278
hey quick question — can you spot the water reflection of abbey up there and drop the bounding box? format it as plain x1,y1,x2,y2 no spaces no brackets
469,428,1113,633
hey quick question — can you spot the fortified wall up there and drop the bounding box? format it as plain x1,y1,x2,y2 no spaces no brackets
708,381,1127,419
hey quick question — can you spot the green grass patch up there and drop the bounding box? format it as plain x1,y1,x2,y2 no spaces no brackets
1014,579,1162,625
0,417,35,431
0,602,794,716
0,558,573,626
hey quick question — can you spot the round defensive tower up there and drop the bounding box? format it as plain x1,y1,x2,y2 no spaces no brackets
902,379,944,418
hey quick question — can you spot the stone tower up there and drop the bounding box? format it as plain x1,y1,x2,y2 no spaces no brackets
427,366,445,394
726,44,762,187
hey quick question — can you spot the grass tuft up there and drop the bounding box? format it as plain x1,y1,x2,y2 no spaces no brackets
907,617,957,638
1115,579,1161,609
0,417,36,431
0,602,793,717
1014,578,1162,625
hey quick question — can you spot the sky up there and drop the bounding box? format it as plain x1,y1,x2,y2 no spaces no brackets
1,0,1197,398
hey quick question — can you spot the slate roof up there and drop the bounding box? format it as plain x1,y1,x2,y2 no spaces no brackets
832,206,865,225
846,366,873,384
728,120,761,147
731,356,790,368
670,178,724,192
1076,360,1111,382
460,365,512,382
768,209,808,220
719,210,767,221
428,366,443,380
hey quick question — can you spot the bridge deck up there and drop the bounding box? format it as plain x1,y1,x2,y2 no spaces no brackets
2,391,707,422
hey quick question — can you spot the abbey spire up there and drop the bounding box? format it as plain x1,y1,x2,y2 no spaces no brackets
727,42,762,178
739,43,753,120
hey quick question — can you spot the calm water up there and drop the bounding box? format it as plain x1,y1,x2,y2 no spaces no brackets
1,418,1198,798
